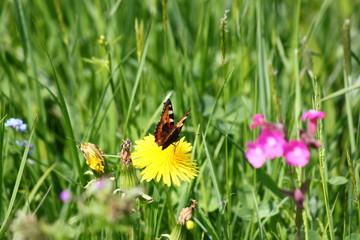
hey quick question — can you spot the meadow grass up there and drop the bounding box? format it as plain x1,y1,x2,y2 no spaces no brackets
1,0,360,239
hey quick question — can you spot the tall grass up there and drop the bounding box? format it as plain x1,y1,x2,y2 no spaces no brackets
1,0,360,239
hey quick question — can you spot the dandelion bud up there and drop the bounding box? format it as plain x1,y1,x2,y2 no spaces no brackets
118,139,139,191
281,178,311,211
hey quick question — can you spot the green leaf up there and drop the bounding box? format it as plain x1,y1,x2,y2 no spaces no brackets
328,176,348,186
345,233,360,240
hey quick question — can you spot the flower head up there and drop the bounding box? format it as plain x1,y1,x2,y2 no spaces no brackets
132,134,198,187
169,199,198,240
59,190,72,202
284,140,310,167
78,142,106,174
178,199,198,225
301,110,325,134
257,130,286,159
15,140,34,149
250,114,266,129
245,142,267,168
281,178,311,211
118,139,133,165
15,140,35,156
5,118,27,132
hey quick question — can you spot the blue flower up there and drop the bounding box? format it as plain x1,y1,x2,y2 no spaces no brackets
4,118,27,132
15,140,34,149
15,140,34,156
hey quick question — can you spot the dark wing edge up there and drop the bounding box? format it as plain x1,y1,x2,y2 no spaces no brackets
161,108,191,149
154,99,175,145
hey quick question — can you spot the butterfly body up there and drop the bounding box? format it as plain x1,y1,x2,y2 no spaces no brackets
154,99,190,150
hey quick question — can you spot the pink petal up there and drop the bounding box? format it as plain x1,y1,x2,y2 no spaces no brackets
245,142,267,168
284,140,310,167
250,114,266,129
301,110,325,121
59,190,72,202
301,110,325,135
257,130,286,159
293,189,305,203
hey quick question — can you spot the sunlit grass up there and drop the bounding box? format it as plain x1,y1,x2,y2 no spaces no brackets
1,0,360,239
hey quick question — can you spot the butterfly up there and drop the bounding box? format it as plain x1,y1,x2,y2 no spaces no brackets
154,99,191,150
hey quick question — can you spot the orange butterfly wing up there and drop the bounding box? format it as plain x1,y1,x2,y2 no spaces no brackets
154,99,190,150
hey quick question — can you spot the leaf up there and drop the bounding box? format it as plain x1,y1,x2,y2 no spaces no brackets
345,233,360,240
328,176,348,186
258,169,283,199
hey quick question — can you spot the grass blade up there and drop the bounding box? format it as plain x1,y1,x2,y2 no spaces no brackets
0,116,37,237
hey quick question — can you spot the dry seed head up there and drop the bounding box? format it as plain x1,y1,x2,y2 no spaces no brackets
178,199,198,225
119,139,133,165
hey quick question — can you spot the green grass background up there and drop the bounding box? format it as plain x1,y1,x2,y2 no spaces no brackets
1,0,360,239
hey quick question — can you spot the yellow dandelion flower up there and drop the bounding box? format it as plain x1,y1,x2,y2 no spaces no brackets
78,142,106,174
132,134,198,187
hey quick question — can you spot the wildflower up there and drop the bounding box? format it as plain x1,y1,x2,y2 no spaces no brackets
15,140,35,156
284,140,310,167
281,178,311,240
85,178,112,197
250,114,266,129
59,190,72,202
281,178,311,210
95,179,105,190
15,140,34,149
118,139,139,191
78,142,106,174
132,134,198,187
301,110,325,135
245,142,267,168
28,159,35,165
245,129,286,168
257,130,286,159
4,118,27,132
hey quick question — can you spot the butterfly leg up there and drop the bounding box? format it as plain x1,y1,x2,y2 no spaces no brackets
172,141,180,153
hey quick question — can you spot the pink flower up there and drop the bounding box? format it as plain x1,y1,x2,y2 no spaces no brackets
257,130,286,159
59,190,72,202
293,189,305,204
301,110,325,135
250,114,266,129
281,178,310,210
245,142,267,168
284,141,310,167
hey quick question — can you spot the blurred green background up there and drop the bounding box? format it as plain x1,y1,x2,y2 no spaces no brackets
1,0,360,239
